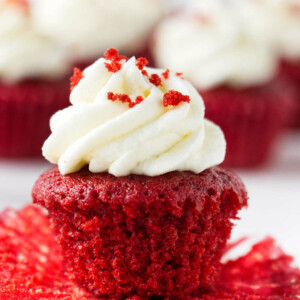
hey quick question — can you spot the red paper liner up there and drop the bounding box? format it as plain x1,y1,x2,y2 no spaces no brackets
32,166,247,299
201,82,293,168
0,80,69,157
280,59,300,128
1,206,299,299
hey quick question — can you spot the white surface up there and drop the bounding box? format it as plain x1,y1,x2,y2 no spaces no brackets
0,132,299,264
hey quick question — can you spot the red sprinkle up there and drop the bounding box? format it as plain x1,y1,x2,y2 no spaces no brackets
149,74,162,87
163,90,191,107
136,57,149,70
162,69,170,80
176,72,184,78
104,48,128,73
70,68,83,92
107,92,144,108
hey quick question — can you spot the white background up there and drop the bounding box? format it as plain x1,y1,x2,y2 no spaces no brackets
0,131,299,264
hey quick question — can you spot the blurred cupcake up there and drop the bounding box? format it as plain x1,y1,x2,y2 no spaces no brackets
153,0,293,168
29,0,164,67
236,0,300,128
33,49,248,298
0,0,71,157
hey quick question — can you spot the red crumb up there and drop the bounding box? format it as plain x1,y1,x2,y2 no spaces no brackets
107,92,143,108
142,69,148,77
162,69,170,80
104,48,128,73
104,48,127,62
70,68,83,91
135,57,149,70
163,90,191,107
176,72,184,78
149,74,162,87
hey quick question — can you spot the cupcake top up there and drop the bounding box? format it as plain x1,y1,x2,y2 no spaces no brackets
29,0,163,61
234,0,300,61
153,0,278,90
0,0,70,83
43,49,226,177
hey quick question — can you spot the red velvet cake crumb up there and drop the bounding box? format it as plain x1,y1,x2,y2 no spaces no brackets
33,166,247,299
149,74,162,86
136,57,149,70
162,69,170,80
104,48,128,73
163,90,191,107
70,67,83,91
107,92,144,108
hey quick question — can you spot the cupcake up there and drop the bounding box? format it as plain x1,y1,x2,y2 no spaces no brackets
29,0,164,67
0,0,71,157
235,0,300,128
153,0,293,167
32,49,248,298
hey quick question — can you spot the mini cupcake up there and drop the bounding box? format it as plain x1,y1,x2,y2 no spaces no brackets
0,1,71,157
29,0,164,67
153,1,293,167
236,0,300,128
32,49,248,298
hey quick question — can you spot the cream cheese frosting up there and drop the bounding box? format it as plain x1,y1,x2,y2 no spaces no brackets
153,0,278,90
29,0,163,61
43,50,226,177
0,1,70,83
234,0,300,61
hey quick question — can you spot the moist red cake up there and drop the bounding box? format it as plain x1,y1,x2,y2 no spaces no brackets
280,60,300,128
201,82,293,168
0,79,69,157
32,166,248,299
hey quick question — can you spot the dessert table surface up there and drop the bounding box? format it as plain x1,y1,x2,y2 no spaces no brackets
0,131,299,264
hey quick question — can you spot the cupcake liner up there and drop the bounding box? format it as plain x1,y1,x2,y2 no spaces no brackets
201,82,293,168
0,80,69,157
33,167,247,299
280,59,300,128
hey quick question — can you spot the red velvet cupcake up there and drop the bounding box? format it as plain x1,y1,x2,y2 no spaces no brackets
153,1,293,167
32,50,247,298
0,1,71,157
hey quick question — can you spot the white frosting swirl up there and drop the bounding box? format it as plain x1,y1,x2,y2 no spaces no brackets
153,0,278,90
234,0,300,61
29,0,163,61
43,56,226,176
0,2,70,83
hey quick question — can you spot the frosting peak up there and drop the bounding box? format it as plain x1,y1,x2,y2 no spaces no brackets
43,50,226,177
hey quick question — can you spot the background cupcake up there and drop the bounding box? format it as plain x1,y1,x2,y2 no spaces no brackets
153,0,293,168
0,0,72,157
29,0,164,67
33,50,248,298
234,0,300,128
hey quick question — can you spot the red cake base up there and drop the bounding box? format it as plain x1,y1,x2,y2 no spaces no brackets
33,167,248,299
201,82,293,168
0,79,69,157
280,59,300,128
1,206,300,299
